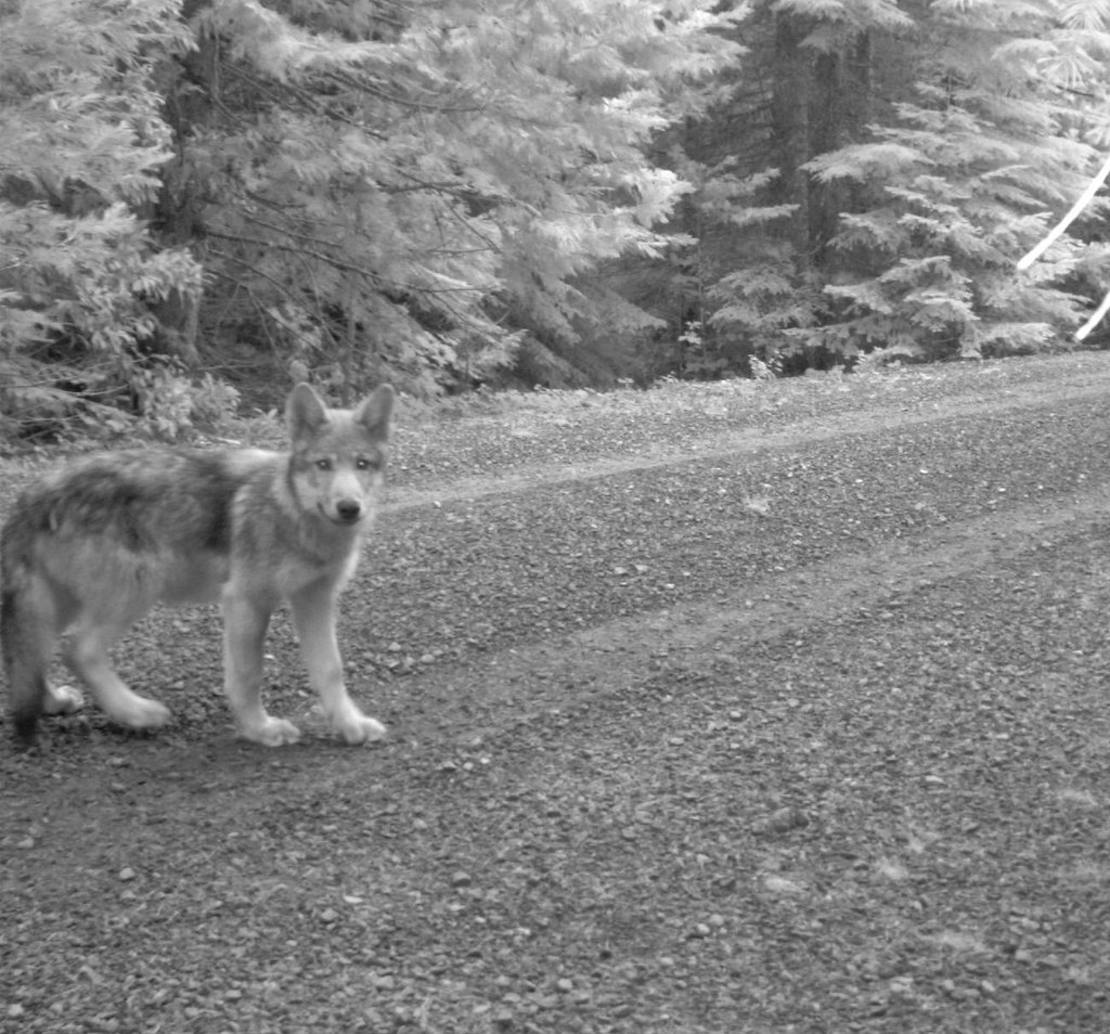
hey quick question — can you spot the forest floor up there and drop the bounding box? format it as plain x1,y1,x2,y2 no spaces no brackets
3,353,1110,1033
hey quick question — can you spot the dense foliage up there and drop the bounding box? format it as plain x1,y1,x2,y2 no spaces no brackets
2,0,1110,434
669,0,1110,375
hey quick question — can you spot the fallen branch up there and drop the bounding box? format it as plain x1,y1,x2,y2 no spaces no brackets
1017,151,1110,271
1077,288,1110,341
1018,152,1110,340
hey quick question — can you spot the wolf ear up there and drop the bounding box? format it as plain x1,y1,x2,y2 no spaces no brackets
355,384,394,440
286,382,329,438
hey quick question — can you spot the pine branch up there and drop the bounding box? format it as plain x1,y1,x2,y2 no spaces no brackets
218,59,389,136
207,247,300,302
204,227,486,296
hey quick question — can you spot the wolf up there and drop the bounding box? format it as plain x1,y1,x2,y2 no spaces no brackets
0,382,393,747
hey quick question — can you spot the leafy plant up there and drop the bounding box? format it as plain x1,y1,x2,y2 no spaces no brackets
132,365,241,440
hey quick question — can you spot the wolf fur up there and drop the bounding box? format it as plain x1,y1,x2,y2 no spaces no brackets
0,382,393,747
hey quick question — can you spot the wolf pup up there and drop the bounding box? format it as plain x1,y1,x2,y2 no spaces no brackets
1,383,393,747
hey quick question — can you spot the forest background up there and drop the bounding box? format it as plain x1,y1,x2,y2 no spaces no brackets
3,0,1110,438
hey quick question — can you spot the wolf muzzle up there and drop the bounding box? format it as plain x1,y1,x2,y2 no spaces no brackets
334,499,363,524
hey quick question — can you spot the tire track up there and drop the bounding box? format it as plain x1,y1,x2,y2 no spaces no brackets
399,482,1110,743
384,374,1110,512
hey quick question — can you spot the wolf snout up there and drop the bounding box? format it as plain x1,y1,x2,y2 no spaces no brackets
335,499,362,523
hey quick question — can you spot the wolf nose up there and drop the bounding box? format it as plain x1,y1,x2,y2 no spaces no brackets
336,500,362,523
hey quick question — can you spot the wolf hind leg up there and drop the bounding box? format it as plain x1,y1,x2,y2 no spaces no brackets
222,589,300,746
290,582,385,745
2,575,70,744
65,610,172,731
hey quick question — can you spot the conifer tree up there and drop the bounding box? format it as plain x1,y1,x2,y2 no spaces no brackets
672,0,1110,374
0,0,204,433
803,0,1106,362
172,0,741,394
651,1,909,372
8,0,1110,413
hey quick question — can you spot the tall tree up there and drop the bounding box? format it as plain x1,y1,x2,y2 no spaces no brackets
804,0,1106,361
658,0,912,375
169,0,742,395
668,0,1110,374
0,0,205,434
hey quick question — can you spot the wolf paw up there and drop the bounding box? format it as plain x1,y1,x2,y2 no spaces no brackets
43,684,85,717
334,714,387,746
238,716,302,747
111,697,173,731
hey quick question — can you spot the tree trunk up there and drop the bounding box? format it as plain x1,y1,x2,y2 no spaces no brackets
811,31,874,266
771,13,813,270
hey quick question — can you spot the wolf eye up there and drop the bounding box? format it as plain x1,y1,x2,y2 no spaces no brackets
315,458,332,471
355,457,378,471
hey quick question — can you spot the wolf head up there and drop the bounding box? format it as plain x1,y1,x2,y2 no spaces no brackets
286,383,394,527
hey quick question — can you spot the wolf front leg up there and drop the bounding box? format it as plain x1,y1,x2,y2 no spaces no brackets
221,587,301,746
289,581,386,745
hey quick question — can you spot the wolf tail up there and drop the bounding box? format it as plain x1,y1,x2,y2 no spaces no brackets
1,531,56,745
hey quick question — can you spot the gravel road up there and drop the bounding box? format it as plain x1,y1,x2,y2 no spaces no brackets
3,353,1110,1033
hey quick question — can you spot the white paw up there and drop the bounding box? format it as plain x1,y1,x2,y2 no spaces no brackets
43,684,85,717
112,697,173,731
333,713,387,746
238,715,302,747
